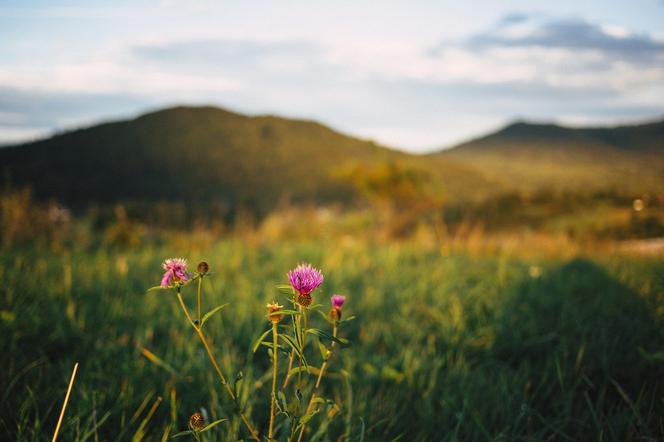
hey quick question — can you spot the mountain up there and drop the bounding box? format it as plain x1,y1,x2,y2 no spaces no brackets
0,106,488,211
437,119,664,194
1,107,661,214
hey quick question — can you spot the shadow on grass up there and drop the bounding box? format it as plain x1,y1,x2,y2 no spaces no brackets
492,258,662,440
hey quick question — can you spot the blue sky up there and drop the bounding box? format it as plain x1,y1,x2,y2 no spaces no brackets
1,0,663,152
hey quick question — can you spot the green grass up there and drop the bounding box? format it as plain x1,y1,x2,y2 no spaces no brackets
1,240,662,441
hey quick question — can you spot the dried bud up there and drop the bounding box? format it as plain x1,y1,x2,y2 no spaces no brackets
197,261,209,275
189,411,205,431
266,302,284,324
296,293,313,308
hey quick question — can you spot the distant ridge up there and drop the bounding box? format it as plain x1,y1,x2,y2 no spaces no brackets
1,106,661,210
438,118,664,193
458,119,664,151
0,105,487,209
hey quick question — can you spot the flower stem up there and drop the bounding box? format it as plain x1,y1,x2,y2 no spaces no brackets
268,323,279,440
283,351,295,389
282,302,301,388
197,276,202,325
296,324,337,442
176,289,260,441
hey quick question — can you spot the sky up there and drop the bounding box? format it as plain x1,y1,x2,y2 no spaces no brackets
0,1,663,152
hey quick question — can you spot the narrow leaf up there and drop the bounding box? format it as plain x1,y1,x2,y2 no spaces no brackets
146,286,168,293
140,347,179,376
201,303,229,327
201,418,227,433
251,329,272,353
287,365,321,378
318,340,329,360
307,328,349,345
279,334,307,367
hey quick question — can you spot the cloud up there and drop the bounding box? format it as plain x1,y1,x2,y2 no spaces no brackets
462,14,664,62
133,39,320,65
0,86,157,143
1,12,663,151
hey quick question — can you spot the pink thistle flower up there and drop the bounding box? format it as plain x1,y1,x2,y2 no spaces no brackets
288,263,324,307
161,258,191,287
287,264,324,296
331,295,346,309
329,294,346,321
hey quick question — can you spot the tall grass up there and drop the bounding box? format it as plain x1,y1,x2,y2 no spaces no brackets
0,239,662,440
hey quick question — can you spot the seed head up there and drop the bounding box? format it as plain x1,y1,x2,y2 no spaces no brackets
189,411,205,431
197,261,209,275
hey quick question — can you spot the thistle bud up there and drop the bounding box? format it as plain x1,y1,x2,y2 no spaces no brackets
197,261,209,275
266,302,284,324
189,411,205,431
329,295,346,321
328,307,341,322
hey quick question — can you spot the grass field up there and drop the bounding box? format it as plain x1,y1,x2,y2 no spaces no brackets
1,239,662,441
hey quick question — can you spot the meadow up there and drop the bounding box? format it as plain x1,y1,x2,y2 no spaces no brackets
1,236,662,441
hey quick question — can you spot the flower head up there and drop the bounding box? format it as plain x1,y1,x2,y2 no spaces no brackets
288,263,324,296
329,294,346,321
197,261,209,275
161,258,191,288
266,301,284,324
189,411,205,431
331,295,346,310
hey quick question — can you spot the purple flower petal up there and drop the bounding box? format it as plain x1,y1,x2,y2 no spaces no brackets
287,263,324,296
160,258,190,287
331,294,346,309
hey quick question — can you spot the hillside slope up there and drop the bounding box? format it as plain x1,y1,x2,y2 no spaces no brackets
437,120,664,194
0,106,488,210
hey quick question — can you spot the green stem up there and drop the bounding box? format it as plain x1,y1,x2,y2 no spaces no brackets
176,289,260,441
197,277,202,325
283,351,295,389
296,324,337,442
268,323,279,440
282,301,301,388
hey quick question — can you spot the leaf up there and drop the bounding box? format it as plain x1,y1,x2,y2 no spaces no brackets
279,334,307,367
146,285,168,293
315,310,330,322
276,309,301,316
251,329,272,353
171,430,193,438
276,391,290,417
200,303,229,327
318,340,329,360
200,418,227,433
261,341,289,355
298,408,319,425
276,284,294,295
140,347,179,376
307,328,349,346
287,365,321,378
339,315,356,324
233,371,243,396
